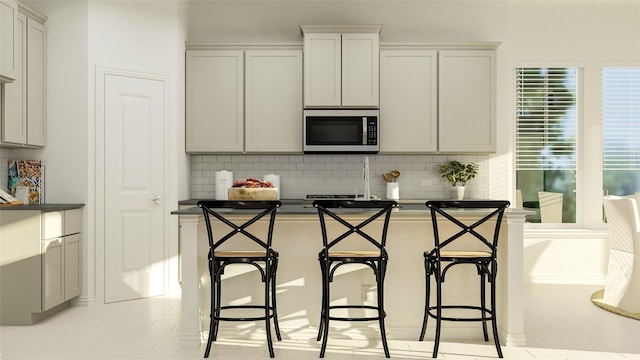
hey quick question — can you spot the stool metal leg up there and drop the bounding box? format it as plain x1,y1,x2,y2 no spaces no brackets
480,268,489,341
490,266,503,358
377,261,390,358
419,256,430,341
204,260,220,358
271,259,282,341
319,259,331,358
432,262,443,358
316,257,327,342
265,262,275,358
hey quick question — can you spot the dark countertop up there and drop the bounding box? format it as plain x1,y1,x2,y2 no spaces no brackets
0,203,85,212
174,198,422,215
172,199,532,216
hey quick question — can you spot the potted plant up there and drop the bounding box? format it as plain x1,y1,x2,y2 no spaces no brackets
439,160,478,200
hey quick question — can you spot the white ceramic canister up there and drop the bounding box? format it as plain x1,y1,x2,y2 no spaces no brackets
386,182,400,200
263,174,280,199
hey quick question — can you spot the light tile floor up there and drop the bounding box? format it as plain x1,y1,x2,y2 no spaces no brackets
1,283,639,359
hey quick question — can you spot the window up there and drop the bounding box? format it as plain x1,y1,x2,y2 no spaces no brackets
515,68,578,224
602,67,640,197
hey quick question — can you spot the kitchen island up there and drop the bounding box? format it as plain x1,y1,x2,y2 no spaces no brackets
172,201,531,348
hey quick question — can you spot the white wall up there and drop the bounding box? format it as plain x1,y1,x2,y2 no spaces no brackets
186,0,508,43
87,1,189,300
14,0,640,301
15,0,92,301
503,1,640,283
19,0,189,303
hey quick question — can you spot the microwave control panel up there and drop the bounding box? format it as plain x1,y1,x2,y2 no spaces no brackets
367,118,377,145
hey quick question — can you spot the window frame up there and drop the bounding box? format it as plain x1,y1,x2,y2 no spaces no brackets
512,64,585,229
601,66,640,199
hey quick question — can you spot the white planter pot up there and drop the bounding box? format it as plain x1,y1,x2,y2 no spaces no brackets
450,186,465,200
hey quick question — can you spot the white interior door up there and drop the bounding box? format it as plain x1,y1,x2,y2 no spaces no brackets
103,73,165,303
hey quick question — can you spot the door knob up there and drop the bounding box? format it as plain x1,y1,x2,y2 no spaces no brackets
152,196,161,204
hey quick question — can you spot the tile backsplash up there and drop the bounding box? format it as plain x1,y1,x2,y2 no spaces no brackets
2,149,490,200
0,148,11,189
190,154,490,200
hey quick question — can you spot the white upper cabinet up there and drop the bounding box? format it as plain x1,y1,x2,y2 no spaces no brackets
186,47,303,153
245,50,302,152
1,5,46,148
379,47,496,154
302,25,381,108
438,50,496,153
0,0,18,82
26,15,46,146
2,10,24,143
303,33,341,107
186,50,244,153
380,50,437,152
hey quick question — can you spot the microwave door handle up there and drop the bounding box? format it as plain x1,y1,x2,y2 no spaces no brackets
362,117,367,145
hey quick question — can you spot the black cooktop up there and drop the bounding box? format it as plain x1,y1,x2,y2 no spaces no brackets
305,194,356,199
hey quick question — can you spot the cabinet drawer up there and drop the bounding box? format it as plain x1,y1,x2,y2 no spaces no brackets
42,211,63,239
64,209,82,235
42,209,82,239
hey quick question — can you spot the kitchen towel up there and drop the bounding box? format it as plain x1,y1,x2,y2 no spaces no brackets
263,174,280,199
215,170,233,200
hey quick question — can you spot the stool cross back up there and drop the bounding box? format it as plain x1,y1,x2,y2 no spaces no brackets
197,200,282,358
313,199,397,358
418,200,510,359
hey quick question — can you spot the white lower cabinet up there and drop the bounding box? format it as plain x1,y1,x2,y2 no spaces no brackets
64,233,81,300
0,207,82,324
42,237,64,310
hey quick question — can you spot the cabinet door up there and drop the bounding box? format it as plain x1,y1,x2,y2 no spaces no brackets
0,0,18,82
64,233,81,300
380,50,437,152
1,10,25,144
245,50,302,152
42,237,64,310
342,33,379,107
438,50,496,153
186,50,243,152
303,33,341,107
25,16,46,146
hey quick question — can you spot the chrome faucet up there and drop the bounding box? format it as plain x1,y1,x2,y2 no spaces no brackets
363,156,370,200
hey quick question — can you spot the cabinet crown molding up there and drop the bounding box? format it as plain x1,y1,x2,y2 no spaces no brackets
18,3,46,22
300,24,383,35
186,42,302,51
380,42,501,51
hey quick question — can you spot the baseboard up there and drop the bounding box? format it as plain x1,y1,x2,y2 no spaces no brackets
527,274,606,285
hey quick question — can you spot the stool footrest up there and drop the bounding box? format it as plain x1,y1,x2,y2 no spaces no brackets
214,305,277,322
325,305,386,322
427,305,495,322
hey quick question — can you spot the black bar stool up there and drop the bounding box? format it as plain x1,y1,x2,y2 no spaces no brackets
313,199,398,358
418,200,510,358
197,200,282,358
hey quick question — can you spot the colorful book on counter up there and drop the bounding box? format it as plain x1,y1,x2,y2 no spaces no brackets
0,186,23,206
8,160,45,205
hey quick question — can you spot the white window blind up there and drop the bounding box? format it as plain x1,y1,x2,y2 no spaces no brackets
516,68,577,170
602,67,640,171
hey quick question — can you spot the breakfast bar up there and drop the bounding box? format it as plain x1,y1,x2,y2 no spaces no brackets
172,201,531,349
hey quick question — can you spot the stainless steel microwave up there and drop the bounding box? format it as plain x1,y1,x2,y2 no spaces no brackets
303,109,380,154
